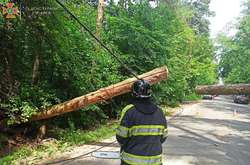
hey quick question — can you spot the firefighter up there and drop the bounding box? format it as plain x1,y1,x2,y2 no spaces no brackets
116,79,168,165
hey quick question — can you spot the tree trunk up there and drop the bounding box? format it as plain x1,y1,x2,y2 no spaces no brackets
32,52,40,86
31,66,168,121
32,33,43,86
195,84,250,95
1,43,17,99
37,124,47,141
95,0,105,39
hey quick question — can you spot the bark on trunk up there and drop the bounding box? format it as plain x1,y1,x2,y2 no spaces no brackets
95,0,105,39
195,84,250,95
32,32,43,86
32,53,40,86
37,124,47,141
31,66,168,121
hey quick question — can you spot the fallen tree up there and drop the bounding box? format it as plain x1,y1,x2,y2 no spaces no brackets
31,66,168,121
195,84,250,95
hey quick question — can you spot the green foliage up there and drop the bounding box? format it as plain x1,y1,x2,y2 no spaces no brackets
1,98,37,125
0,0,11,5
183,93,202,101
0,0,216,125
57,123,117,145
0,0,218,162
218,5,250,84
0,147,32,165
1,85,60,124
189,0,215,35
0,122,117,164
61,105,109,130
106,1,216,104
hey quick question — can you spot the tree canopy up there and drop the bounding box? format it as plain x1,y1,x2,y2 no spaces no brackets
217,0,250,84
0,0,217,125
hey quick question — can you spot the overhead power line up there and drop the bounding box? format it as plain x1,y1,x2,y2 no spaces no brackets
55,0,140,80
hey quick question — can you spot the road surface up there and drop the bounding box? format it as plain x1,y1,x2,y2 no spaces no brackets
47,96,250,165
164,96,250,165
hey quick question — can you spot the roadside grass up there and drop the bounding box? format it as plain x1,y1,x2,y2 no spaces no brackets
0,121,118,165
56,121,118,145
183,93,202,101
162,93,202,117
0,97,201,164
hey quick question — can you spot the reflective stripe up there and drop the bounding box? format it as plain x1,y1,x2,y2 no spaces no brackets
122,151,162,165
130,125,165,136
120,104,134,122
116,126,129,138
117,125,166,137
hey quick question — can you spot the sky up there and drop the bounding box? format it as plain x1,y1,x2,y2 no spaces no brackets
209,0,243,38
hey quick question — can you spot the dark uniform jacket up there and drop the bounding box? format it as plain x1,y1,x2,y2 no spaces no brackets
116,98,168,165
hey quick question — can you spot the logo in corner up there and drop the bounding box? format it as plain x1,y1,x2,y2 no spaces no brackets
2,2,19,19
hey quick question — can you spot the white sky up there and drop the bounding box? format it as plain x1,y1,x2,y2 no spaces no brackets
209,0,243,38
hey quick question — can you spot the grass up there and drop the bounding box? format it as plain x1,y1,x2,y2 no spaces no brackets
0,147,32,165
160,93,202,117
56,122,118,145
0,121,118,165
183,93,202,101
0,94,201,164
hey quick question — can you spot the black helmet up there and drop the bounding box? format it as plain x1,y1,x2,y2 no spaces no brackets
132,80,151,98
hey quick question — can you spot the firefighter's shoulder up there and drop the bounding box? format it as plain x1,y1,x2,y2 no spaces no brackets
120,104,135,122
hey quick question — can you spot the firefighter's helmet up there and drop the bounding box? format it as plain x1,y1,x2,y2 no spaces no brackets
132,80,151,98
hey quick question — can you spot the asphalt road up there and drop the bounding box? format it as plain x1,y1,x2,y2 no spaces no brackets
164,96,250,165
49,96,250,165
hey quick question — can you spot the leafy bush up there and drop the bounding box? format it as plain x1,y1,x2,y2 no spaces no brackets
1,84,60,125
0,0,216,126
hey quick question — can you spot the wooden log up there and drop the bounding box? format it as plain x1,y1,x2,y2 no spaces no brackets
31,66,168,121
195,84,250,95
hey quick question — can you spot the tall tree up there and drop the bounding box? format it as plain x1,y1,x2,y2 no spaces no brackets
218,1,250,83
96,0,105,39
187,0,214,35
242,0,250,15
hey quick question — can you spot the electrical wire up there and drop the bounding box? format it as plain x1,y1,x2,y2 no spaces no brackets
44,2,162,163
55,0,140,80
